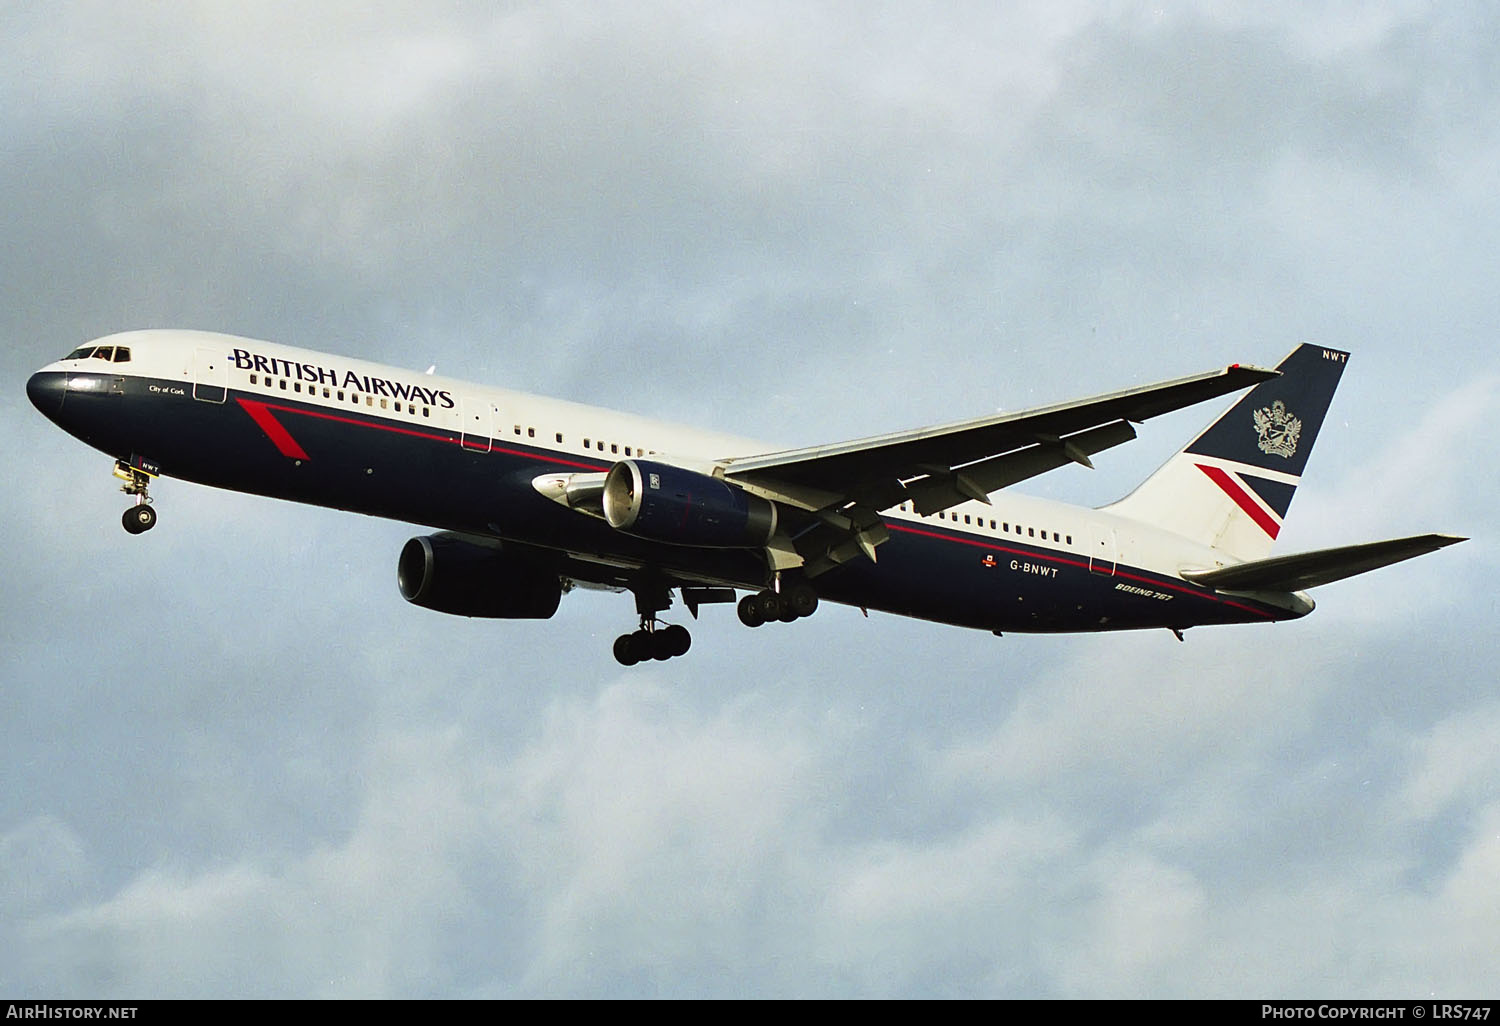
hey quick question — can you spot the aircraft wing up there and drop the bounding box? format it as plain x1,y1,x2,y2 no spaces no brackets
1181,534,1467,593
721,362,1279,516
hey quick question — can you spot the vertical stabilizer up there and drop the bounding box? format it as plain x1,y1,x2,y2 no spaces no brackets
1104,344,1349,562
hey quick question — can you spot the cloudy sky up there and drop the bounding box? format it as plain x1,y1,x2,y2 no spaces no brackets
5,1,1497,998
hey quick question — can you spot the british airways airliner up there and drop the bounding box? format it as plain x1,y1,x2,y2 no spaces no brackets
27,331,1463,664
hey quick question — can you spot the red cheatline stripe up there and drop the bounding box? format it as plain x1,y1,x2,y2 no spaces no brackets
238,399,310,460
236,396,610,473
1196,463,1280,539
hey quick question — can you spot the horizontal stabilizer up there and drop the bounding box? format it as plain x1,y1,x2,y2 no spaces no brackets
1181,534,1467,593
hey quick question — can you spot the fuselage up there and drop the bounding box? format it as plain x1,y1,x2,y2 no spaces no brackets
27,329,1311,636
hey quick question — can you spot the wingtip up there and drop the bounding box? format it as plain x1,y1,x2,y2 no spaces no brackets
1228,361,1280,380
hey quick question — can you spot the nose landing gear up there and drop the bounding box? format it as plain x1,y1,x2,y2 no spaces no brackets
122,503,157,534
113,459,157,534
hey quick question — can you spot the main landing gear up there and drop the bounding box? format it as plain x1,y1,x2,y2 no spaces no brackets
613,621,692,666
113,460,157,534
614,576,693,666
611,575,819,665
737,580,818,627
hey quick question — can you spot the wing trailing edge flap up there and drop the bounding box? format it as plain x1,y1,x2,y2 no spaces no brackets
1181,534,1466,593
903,420,1137,515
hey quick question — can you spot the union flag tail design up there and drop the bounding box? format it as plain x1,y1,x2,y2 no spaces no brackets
1104,343,1349,562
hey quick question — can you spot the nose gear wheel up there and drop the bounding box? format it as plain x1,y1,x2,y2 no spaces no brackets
113,460,158,534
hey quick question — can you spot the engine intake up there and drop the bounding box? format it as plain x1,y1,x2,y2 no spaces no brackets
602,459,777,548
398,534,562,618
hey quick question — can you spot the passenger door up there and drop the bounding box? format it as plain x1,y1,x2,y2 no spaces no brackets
460,396,492,452
1088,523,1117,575
191,347,227,403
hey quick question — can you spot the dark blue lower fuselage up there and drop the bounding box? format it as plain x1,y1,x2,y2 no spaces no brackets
28,369,1293,634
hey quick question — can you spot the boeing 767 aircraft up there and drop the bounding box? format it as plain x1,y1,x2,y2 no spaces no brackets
27,331,1463,664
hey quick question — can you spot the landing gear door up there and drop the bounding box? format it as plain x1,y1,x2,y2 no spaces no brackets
192,347,227,403
1088,523,1117,576
460,396,492,452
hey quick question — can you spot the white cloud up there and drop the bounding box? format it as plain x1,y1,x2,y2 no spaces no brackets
1391,701,1500,822
1053,849,1208,997
0,816,92,917
1292,374,1499,545
939,631,1329,791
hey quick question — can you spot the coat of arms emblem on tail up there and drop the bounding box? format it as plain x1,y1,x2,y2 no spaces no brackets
1253,400,1301,458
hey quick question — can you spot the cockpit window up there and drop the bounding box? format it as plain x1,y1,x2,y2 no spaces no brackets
63,344,130,362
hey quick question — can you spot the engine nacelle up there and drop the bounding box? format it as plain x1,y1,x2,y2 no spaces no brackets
602,459,777,548
398,534,562,618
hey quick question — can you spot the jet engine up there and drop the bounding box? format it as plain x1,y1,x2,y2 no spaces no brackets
398,534,562,618
602,459,777,548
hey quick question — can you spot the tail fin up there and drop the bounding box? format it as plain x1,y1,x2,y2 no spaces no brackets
1104,343,1349,562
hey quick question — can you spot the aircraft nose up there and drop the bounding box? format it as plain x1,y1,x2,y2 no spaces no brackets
26,370,67,418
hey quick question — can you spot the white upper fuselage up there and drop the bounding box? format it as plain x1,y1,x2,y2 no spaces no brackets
37,328,1243,586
